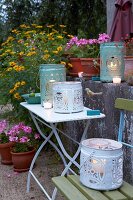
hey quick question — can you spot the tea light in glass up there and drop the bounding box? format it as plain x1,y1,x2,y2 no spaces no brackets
43,101,52,109
113,76,121,84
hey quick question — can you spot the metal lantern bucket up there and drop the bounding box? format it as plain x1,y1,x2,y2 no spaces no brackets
100,42,125,82
80,138,123,190
53,81,83,113
39,64,66,106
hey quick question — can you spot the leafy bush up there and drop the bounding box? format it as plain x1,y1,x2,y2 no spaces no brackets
0,24,71,117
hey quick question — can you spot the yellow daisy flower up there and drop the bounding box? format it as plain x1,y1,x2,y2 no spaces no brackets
57,35,63,39
59,25,66,28
14,93,21,99
21,81,26,86
57,46,62,51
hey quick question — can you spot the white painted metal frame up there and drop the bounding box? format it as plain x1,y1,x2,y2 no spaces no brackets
20,102,105,200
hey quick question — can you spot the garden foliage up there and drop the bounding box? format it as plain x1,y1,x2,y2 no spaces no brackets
0,24,70,117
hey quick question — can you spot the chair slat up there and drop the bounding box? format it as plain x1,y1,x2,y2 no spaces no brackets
115,98,133,111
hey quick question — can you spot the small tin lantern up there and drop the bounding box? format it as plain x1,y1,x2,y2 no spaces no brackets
39,64,66,106
80,138,123,190
100,42,125,82
53,81,83,113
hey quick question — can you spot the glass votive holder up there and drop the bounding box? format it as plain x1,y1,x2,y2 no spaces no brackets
113,77,121,84
43,101,53,109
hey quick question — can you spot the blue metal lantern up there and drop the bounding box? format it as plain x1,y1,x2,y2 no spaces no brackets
100,42,125,82
39,64,66,106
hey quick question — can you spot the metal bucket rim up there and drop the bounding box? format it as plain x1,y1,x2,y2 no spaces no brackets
81,138,122,150
40,64,65,68
53,81,81,85
100,42,124,47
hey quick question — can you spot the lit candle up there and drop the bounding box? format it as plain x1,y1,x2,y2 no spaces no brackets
113,77,121,84
43,102,52,109
78,72,84,78
91,158,105,174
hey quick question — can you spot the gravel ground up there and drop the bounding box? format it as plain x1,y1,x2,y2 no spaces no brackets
0,105,65,200
0,149,65,200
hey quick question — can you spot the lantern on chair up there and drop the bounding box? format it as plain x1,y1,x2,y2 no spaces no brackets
100,42,125,82
80,138,123,190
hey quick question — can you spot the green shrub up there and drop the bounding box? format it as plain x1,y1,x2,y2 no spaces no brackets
0,24,70,118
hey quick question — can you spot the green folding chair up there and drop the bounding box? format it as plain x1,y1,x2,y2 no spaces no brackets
115,98,133,148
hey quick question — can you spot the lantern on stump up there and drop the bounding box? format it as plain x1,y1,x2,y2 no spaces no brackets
80,138,123,190
39,64,66,107
53,81,83,113
100,42,125,82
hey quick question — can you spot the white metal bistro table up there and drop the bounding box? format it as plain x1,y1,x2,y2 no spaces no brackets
20,102,105,200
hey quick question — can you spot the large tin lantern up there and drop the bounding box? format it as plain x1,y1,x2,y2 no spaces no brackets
53,81,83,113
80,138,123,190
39,64,66,106
100,42,125,82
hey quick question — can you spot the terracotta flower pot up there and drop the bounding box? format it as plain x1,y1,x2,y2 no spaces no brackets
69,57,100,77
11,148,36,172
0,142,14,165
124,56,133,80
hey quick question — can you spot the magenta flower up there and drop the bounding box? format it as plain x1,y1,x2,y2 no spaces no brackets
34,133,40,140
9,136,18,142
19,136,30,143
98,33,110,44
7,122,40,152
0,120,8,134
65,33,110,58
22,126,32,133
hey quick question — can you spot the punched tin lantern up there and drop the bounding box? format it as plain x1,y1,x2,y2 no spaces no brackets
100,42,125,82
80,138,123,190
39,64,66,106
53,81,83,113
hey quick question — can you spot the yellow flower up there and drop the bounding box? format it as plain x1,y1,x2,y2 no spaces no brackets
15,82,21,88
9,62,17,66
1,42,7,46
19,52,24,56
9,89,15,94
52,51,58,54
27,51,36,56
14,93,21,99
44,50,49,53
47,25,54,28
10,51,15,55
68,63,73,68
5,49,11,53
13,65,19,71
60,61,66,65
59,25,66,28
48,37,54,41
31,24,37,27
31,47,36,51
67,34,74,38
57,46,62,51
19,66,25,71
6,67,12,72
63,31,67,34
36,26,43,28
42,54,50,60
7,36,14,42
57,35,63,39
20,24,30,28
24,43,29,47
21,81,26,86
11,29,19,34
18,39,24,44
